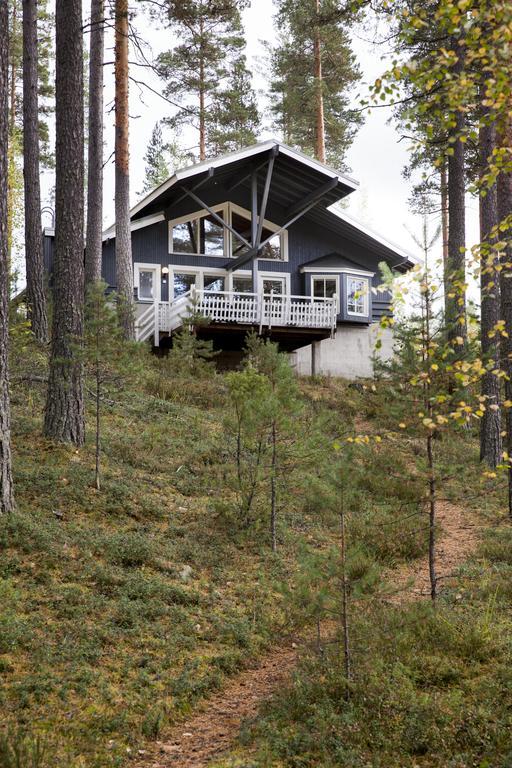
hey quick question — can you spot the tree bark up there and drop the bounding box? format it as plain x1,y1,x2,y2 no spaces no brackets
22,0,49,343
446,43,467,345
0,0,15,512
114,0,134,339
313,0,325,163
85,0,104,287
479,118,501,468
440,162,449,320
198,15,206,161
43,0,85,446
7,0,18,268
497,115,512,517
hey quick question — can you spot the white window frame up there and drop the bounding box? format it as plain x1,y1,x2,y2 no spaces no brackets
257,271,291,296
311,274,340,311
229,202,288,263
168,266,253,299
168,201,288,262
134,262,161,303
346,275,370,317
168,203,228,257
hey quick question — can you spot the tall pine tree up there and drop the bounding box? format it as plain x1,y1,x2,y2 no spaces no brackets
268,0,362,168
43,0,85,445
156,0,258,161
85,0,104,287
114,0,134,339
22,0,49,343
140,122,171,194
209,54,259,154
0,0,15,512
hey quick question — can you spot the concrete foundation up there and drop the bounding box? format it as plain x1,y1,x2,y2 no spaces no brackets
291,323,394,379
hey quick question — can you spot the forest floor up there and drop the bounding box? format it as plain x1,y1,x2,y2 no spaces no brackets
135,500,484,768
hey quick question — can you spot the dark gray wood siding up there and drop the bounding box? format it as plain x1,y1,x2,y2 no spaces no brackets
42,184,396,322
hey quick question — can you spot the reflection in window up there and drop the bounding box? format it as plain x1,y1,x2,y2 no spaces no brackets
262,278,285,296
203,274,225,292
312,277,338,300
174,272,196,298
139,270,155,300
232,276,253,294
260,234,281,260
347,277,369,316
172,221,198,253
231,210,282,260
201,217,224,256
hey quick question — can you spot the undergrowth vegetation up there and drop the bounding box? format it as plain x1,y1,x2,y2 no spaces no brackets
0,336,508,767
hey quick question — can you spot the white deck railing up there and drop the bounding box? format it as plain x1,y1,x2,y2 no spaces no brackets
135,288,338,346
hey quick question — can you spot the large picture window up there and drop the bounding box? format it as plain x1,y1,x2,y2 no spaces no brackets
169,203,287,261
347,276,369,316
170,206,227,256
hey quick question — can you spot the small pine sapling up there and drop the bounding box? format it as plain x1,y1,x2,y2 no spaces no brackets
83,281,142,490
167,295,217,377
375,219,486,601
244,333,302,550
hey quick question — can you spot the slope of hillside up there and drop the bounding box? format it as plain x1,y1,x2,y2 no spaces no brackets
0,345,507,767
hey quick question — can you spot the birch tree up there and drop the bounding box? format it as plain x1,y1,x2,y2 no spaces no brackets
43,0,85,445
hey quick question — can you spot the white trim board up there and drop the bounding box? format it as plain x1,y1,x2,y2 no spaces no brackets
301,266,374,277
103,212,165,241
134,262,162,303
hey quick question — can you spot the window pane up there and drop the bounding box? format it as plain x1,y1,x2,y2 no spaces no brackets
313,279,325,299
233,276,253,294
201,215,224,256
203,274,225,292
347,278,367,315
231,211,251,256
325,279,337,298
231,212,283,261
139,270,154,300
174,272,196,298
260,232,281,260
172,220,197,253
263,279,285,295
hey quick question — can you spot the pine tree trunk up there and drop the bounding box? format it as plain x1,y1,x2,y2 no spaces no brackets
446,44,467,345
7,0,18,268
114,0,134,339
497,115,512,517
0,0,15,512
85,0,104,287
479,118,501,468
22,0,48,344
43,0,85,446
198,16,206,161
313,0,325,163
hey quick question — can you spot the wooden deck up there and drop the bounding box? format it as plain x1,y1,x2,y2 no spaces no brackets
135,288,337,348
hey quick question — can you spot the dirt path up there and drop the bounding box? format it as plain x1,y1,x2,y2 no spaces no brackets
135,500,482,768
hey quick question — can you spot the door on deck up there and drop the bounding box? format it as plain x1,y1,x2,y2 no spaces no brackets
258,274,288,326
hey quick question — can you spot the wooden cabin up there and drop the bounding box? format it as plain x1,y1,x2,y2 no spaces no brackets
43,139,418,377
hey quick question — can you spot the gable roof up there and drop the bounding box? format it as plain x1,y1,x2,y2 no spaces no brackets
127,139,358,223
100,139,420,269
